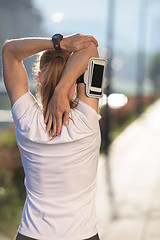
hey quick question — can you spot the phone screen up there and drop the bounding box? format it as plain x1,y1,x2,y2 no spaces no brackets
91,64,104,88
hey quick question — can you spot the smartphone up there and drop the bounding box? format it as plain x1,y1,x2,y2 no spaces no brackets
85,57,107,98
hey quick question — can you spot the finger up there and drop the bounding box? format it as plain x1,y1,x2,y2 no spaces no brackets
86,35,98,47
46,115,52,132
92,37,98,47
56,115,63,136
51,117,57,137
63,111,70,126
76,39,98,51
44,108,49,124
76,41,92,51
82,41,92,49
79,35,98,47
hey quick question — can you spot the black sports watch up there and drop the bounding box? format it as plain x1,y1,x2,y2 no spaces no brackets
52,34,63,50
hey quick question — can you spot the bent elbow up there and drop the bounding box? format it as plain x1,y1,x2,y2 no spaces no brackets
86,42,99,60
2,40,15,60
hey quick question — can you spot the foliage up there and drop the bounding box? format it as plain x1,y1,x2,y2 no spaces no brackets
0,127,25,237
0,92,10,110
0,167,26,237
0,127,17,147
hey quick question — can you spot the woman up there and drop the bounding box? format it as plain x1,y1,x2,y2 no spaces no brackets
2,33,101,240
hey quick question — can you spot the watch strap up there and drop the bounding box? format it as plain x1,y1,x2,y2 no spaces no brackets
52,34,63,50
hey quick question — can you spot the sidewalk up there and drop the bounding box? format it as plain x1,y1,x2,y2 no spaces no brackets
96,99,160,240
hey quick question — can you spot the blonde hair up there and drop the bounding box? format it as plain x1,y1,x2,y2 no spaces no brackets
35,49,76,115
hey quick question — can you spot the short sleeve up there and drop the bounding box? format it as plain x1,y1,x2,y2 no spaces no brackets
11,92,38,127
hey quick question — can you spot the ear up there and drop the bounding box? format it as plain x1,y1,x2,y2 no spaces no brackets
38,71,42,84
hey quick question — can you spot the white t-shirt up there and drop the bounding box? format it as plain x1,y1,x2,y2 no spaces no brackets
11,92,101,240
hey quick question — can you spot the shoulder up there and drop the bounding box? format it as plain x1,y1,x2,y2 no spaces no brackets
11,91,39,126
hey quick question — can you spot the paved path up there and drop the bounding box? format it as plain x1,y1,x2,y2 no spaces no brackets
96,99,160,240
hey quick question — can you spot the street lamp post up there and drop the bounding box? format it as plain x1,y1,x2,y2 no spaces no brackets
104,0,118,221
136,0,157,114
136,0,148,115
104,0,115,151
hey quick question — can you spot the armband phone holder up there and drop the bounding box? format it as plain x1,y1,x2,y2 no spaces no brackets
77,57,107,98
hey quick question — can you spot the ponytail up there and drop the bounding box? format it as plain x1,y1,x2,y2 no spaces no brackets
36,50,67,115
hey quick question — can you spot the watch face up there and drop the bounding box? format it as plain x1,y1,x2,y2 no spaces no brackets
52,34,63,50
54,34,63,39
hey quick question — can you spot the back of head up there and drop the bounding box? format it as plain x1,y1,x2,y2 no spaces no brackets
37,50,68,115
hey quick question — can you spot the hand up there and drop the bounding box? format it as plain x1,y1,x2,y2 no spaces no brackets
61,33,98,52
44,88,70,137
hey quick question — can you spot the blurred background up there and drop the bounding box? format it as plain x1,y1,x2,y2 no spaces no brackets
0,0,160,239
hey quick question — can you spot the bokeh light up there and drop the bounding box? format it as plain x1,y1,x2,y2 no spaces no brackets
50,12,64,23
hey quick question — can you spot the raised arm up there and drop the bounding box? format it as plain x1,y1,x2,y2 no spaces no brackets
45,42,99,137
2,34,98,106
